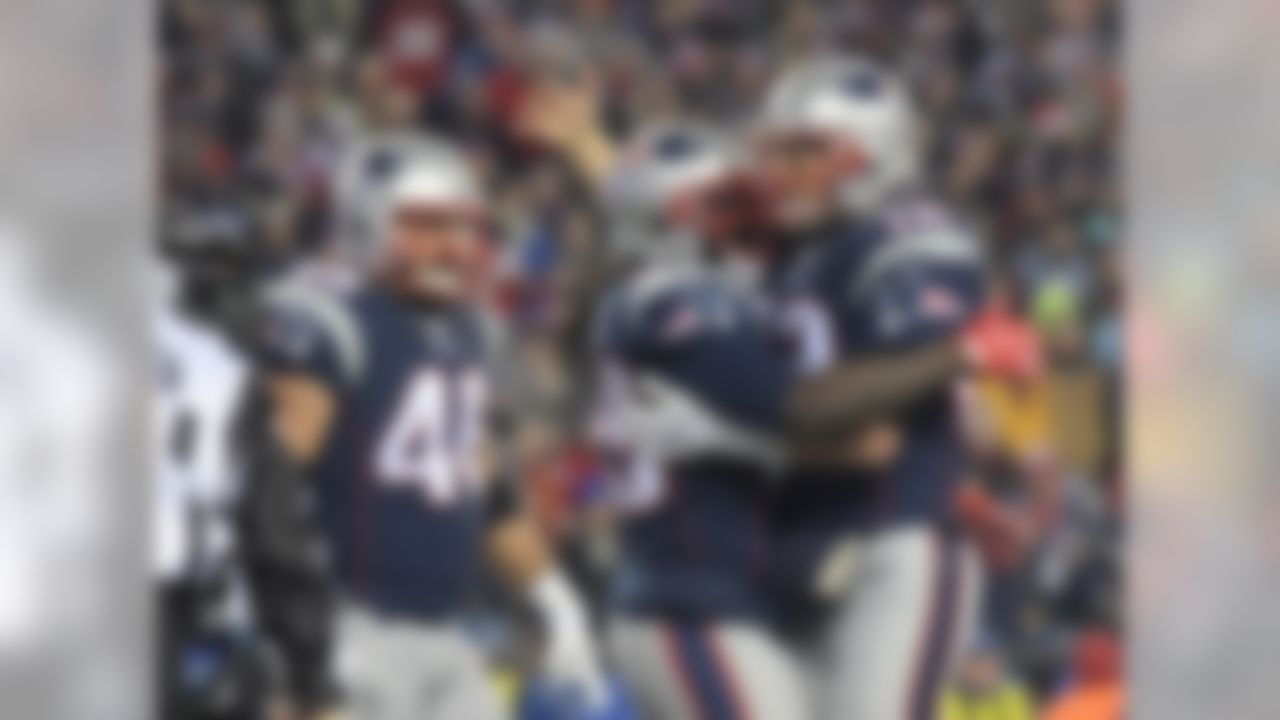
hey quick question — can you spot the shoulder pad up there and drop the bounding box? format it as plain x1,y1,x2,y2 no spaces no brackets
625,262,705,308
264,278,366,382
851,221,981,301
609,263,704,329
596,263,740,354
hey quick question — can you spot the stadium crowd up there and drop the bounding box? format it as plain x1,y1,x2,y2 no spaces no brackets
161,0,1122,716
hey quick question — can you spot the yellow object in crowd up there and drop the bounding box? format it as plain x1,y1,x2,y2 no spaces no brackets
975,376,1052,462
939,683,1036,720
975,367,1109,475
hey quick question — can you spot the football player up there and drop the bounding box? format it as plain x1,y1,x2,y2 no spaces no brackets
587,122,813,720
262,133,606,720
750,55,1038,720
517,69,1035,720
154,200,340,720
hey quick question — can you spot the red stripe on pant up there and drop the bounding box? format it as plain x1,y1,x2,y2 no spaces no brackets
662,628,707,720
706,629,754,720
661,624,751,720
904,531,963,720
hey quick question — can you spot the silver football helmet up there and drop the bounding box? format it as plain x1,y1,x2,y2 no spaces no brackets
756,54,919,216
602,121,746,267
334,132,483,269
333,132,485,300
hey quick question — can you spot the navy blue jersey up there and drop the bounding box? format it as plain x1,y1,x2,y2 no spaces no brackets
264,281,490,619
771,197,986,535
591,264,793,621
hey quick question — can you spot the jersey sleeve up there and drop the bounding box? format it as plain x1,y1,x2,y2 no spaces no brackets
258,281,365,390
604,280,793,434
837,228,986,351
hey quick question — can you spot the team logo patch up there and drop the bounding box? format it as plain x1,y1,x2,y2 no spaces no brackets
919,285,963,321
263,313,315,362
660,304,701,343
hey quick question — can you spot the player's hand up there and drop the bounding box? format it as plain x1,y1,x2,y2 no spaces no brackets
788,422,901,472
960,312,1044,381
516,72,616,185
846,421,902,469
517,71,599,148
531,571,610,710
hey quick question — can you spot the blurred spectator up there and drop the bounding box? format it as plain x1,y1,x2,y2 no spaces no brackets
939,639,1035,720
1041,629,1124,720
362,0,461,105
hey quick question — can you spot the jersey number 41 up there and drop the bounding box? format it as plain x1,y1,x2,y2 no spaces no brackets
375,369,487,507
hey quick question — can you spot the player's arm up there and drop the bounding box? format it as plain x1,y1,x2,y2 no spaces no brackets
783,245,1025,443
473,313,608,708
784,338,965,441
267,373,337,464
782,300,1044,442
518,70,617,188
244,289,357,718
483,476,608,707
784,311,1039,444
613,284,932,469
257,282,359,467
236,380,340,718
